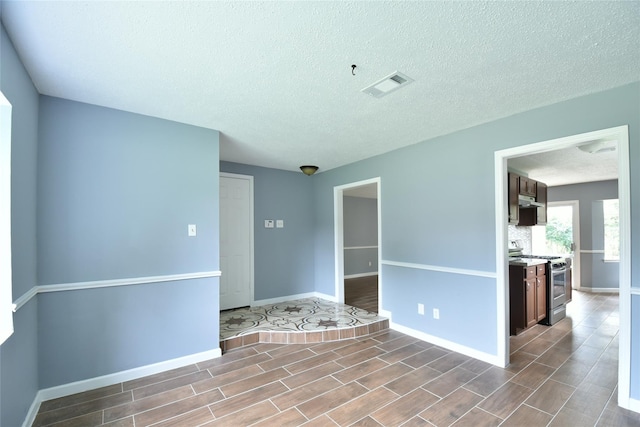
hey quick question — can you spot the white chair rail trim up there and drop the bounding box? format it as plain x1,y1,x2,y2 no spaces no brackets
382,260,497,278
12,271,222,312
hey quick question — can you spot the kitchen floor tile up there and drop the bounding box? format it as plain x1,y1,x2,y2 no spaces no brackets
524,379,575,415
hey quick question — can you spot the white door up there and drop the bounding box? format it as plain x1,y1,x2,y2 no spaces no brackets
220,173,254,310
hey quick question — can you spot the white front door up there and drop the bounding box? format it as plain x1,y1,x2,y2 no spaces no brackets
220,173,254,310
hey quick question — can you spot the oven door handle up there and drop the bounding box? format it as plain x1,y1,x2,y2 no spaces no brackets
552,268,567,274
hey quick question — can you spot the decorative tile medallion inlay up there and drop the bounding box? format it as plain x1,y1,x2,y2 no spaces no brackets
219,297,388,350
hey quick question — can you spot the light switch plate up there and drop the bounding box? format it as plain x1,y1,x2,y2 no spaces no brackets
188,224,197,236
264,220,274,228
276,220,284,228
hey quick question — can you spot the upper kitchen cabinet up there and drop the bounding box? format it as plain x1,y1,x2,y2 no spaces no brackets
507,172,548,226
520,181,547,226
519,176,537,197
508,173,520,224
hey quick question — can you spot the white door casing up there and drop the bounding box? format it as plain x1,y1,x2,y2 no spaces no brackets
494,125,632,411
334,177,382,313
220,173,254,310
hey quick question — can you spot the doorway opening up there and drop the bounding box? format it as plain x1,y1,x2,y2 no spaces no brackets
495,125,632,410
334,178,381,313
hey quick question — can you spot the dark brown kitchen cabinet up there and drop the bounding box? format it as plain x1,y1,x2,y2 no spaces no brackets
508,173,520,224
519,176,537,197
535,273,546,322
525,276,537,328
519,181,548,226
510,264,546,335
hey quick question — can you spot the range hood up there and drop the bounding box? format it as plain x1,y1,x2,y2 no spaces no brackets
518,195,544,208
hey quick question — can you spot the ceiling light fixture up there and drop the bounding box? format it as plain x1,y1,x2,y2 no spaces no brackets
300,165,319,176
577,139,617,154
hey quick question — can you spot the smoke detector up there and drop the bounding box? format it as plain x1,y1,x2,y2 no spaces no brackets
361,71,414,98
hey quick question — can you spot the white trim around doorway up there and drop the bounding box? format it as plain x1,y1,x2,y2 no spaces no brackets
334,177,382,312
494,125,632,411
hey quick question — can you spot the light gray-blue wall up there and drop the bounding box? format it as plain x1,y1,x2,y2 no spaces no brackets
343,196,378,277
549,180,619,290
220,162,315,301
36,96,221,388
313,83,639,387
38,278,218,387
0,22,40,427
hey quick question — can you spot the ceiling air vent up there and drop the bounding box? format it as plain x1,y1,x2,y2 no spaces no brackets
361,71,414,98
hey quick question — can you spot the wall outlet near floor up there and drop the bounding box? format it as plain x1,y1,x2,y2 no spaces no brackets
418,303,424,315
368,261,372,267
433,308,440,319
264,219,274,228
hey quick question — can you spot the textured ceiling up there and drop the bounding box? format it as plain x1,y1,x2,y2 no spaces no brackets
508,143,619,187
2,1,639,178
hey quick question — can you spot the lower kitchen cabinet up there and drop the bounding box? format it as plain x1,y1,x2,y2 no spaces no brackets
510,264,546,335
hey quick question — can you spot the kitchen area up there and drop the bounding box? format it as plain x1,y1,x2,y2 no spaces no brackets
507,172,572,335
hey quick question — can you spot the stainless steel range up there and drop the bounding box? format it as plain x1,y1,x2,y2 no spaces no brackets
509,246,572,325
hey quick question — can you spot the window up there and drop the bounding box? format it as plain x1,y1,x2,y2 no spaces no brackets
531,204,574,256
0,91,13,345
603,199,619,261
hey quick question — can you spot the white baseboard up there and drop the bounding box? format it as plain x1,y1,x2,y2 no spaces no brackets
389,321,503,367
22,348,221,427
581,287,620,294
252,292,337,306
313,292,338,302
618,396,640,413
344,272,378,279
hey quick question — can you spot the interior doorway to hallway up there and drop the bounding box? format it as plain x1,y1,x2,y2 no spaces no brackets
334,178,381,314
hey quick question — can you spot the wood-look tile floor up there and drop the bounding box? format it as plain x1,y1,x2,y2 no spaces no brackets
345,275,378,314
34,291,640,426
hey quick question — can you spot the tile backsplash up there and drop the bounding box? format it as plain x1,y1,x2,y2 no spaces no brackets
508,225,532,254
